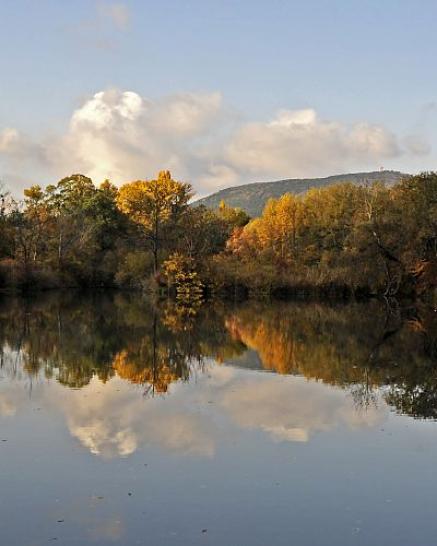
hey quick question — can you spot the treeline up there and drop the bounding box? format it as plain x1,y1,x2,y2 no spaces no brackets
216,172,437,298
0,170,435,298
0,171,248,294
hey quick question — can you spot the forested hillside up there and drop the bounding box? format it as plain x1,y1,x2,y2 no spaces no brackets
196,170,406,216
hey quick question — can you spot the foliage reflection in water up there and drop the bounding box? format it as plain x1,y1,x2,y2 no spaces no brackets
0,293,436,418
2,294,437,546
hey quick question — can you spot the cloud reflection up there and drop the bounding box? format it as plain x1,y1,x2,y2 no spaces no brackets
1,354,388,459
55,378,216,459
49,365,387,459
0,394,16,417
214,371,386,443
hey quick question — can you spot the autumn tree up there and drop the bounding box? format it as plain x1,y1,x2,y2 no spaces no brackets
393,173,437,281
117,171,192,275
217,200,250,230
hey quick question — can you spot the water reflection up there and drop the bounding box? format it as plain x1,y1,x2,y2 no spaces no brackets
0,294,243,391
1,294,437,546
1,293,436,419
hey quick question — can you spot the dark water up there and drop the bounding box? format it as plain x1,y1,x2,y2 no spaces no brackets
1,293,437,546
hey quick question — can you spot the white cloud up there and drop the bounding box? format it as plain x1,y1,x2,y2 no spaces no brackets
51,89,226,189
0,128,48,191
0,128,20,152
226,108,401,179
0,89,429,197
0,128,44,161
200,164,240,192
149,92,223,135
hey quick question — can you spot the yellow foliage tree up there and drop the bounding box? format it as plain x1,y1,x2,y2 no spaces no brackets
117,171,193,274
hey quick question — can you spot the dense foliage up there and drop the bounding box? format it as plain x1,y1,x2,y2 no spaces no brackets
0,171,248,294
214,173,437,298
0,171,435,298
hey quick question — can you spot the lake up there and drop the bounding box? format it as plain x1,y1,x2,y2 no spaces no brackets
0,293,436,546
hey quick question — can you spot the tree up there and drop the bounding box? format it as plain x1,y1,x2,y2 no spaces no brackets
217,200,250,230
117,171,192,275
178,205,229,260
394,173,437,276
45,174,97,272
0,182,13,259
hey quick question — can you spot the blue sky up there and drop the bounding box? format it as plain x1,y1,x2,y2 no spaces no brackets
1,0,436,196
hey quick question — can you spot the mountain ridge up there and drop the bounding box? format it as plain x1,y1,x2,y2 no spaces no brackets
196,170,408,217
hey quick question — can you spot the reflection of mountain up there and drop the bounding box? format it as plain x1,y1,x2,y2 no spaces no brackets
0,293,436,418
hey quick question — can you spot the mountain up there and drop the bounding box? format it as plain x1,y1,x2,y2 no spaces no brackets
195,170,407,217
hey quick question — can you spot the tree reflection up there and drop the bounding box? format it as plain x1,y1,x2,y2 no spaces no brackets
225,300,437,418
0,293,243,393
0,293,436,418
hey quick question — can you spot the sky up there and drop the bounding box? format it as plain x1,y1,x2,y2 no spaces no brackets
1,0,437,197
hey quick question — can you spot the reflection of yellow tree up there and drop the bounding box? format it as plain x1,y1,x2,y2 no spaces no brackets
0,293,244,391
113,350,181,393
109,300,244,395
111,310,191,395
226,315,299,374
225,304,373,381
224,300,437,401
3,292,436,419
161,299,201,333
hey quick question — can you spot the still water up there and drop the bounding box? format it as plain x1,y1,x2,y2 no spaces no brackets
0,293,437,546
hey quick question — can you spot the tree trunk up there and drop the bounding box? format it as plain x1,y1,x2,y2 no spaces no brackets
152,216,159,276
